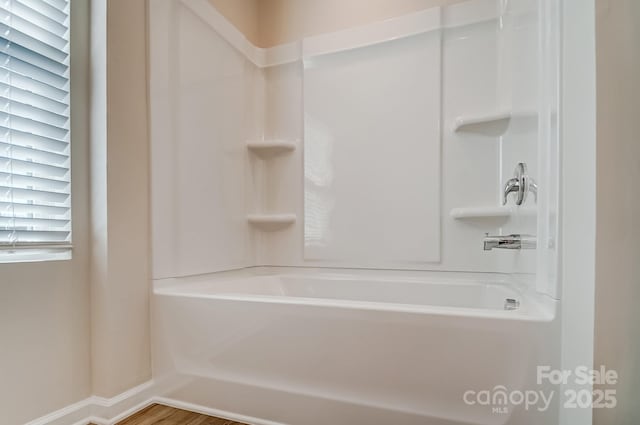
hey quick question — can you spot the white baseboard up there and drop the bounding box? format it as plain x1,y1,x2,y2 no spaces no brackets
88,380,157,425
25,381,156,425
23,398,92,425
23,380,285,425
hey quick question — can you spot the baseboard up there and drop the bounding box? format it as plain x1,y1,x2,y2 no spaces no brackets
23,398,93,425
88,381,157,425
25,381,157,425
23,381,284,425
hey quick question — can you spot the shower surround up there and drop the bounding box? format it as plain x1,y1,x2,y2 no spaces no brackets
149,0,561,424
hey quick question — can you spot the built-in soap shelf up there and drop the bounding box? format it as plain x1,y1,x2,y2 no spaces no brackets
247,140,296,158
453,111,511,133
453,110,537,134
247,213,296,231
247,140,297,231
450,206,536,219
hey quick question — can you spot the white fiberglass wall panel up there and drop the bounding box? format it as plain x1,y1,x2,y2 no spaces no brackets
439,17,502,273
303,32,441,266
150,0,258,278
497,0,539,276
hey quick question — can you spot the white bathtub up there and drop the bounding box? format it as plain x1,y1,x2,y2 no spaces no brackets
152,268,559,425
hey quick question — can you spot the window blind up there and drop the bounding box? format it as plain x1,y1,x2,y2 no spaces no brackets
0,0,70,251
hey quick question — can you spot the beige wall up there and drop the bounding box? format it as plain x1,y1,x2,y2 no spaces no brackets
210,0,467,48
0,262,91,425
90,0,151,398
209,0,260,46
257,0,467,47
0,0,152,419
0,1,92,424
594,0,640,423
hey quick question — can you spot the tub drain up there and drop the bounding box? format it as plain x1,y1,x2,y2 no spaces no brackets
504,298,520,311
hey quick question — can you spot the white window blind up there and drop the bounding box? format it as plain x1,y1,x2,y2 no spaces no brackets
0,0,71,253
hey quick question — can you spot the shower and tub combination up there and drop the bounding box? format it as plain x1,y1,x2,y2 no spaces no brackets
149,0,562,424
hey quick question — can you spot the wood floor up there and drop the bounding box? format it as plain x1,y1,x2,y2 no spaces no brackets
113,404,248,425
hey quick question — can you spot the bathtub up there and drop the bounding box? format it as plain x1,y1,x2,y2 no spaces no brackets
152,268,559,425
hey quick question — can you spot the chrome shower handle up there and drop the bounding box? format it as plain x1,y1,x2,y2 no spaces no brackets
503,162,537,206
503,177,522,205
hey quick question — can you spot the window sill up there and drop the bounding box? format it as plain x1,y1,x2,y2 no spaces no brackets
0,248,72,264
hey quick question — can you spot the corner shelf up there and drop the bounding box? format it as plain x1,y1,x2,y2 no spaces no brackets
453,110,537,135
453,111,511,134
247,213,296,231
450,206,536,219
247,140,297,232
247,140,296,158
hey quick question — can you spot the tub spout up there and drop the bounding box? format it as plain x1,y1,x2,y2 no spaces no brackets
483,234,536,250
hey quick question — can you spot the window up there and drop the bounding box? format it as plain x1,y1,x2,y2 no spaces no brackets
0,0,70,260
